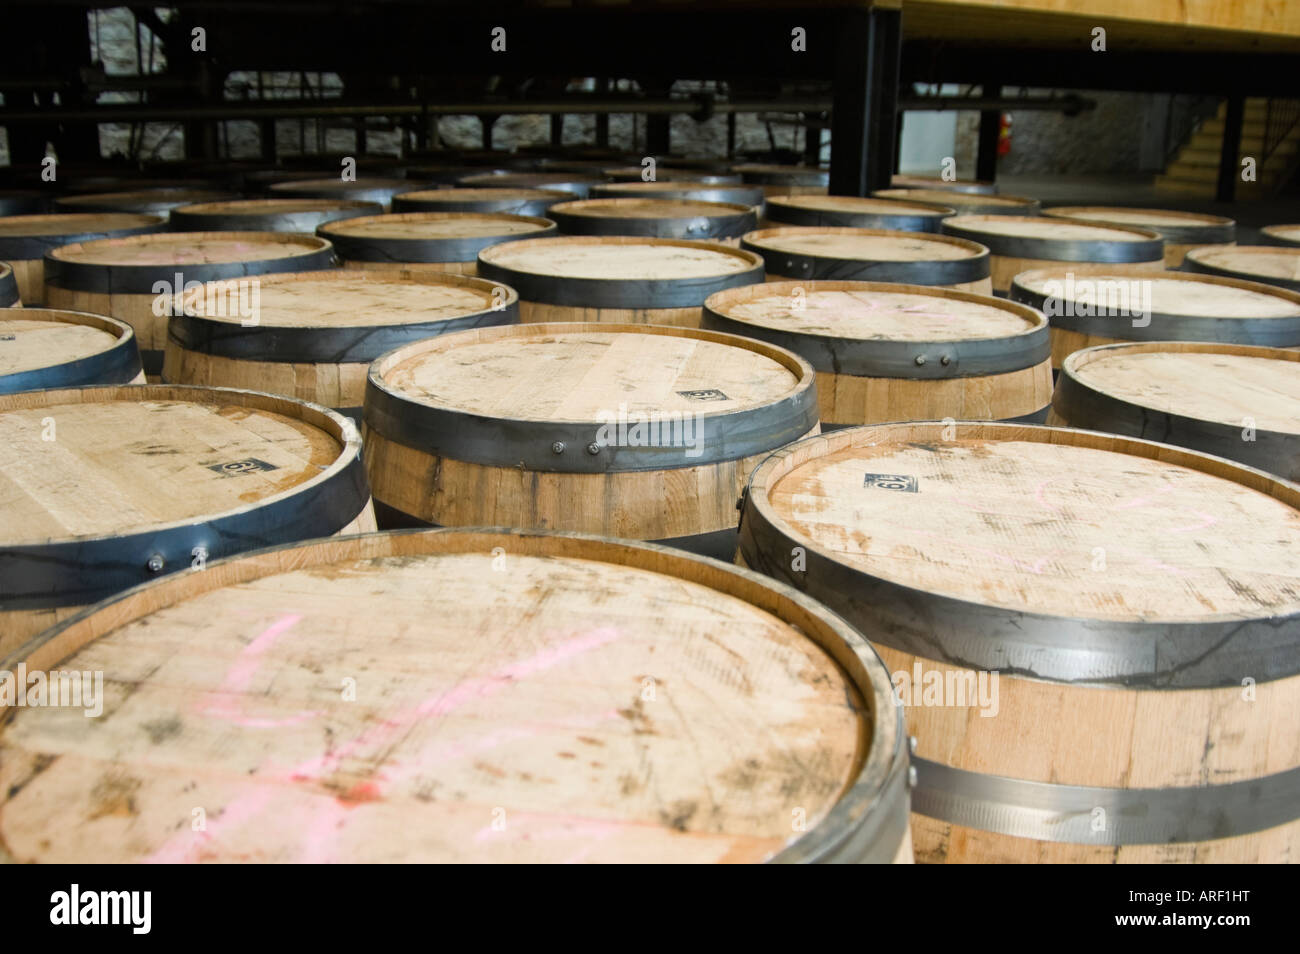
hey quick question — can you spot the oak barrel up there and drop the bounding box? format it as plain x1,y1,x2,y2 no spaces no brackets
42,232,335,375
0,308,143,394
0,384,375,651
890,175,997,195
741,226,992,294
704,281,1052,427
762,194,956,233
458,172,603,198
940,215,1164,294
1261,225,1300,248
872,188,1041,216
0,528,910,864
53,188,236,216
1010,265,1300,368
266,176,418,209
363,321,818,556
1044,206,1236,266
592,180,765,208
477,235,763,327
0,264,17,308
731,163,829,197
1049,341,1300,480
1184,245,1300,292
169,197,382,233
319,211,555,276
391,187,570,217
164,269,518,418
547,197,756,243
602,166,741,184
738,421,1300,863
0,212,166,305
0,191,48,217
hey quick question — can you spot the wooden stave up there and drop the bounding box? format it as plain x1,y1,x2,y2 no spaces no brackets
0,384,376,650
1184,245,1300,293
0,527,912,865
0,308,144,394
318,211,557,266
737,420,1300,860
741,226,991,289
168,198,383,233
0,213,168,305
702,280,1053,426
1049,341,1300,480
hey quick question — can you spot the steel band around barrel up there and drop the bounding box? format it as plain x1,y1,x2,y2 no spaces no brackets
1052,365,1298,478
476,255,765,309
391,196,562,217
1008,280,1300,345
0,222,168,261
702,306,1048,379
0,270,17,307
170,205,382,233
592,185,766,207
762,202,952,233
736,458,1300,689
940,223,1164,264
42,244,337,295
1183,254,1300,293
167,300,519,364
743,240,991,285
0,334,142,394
788,739,911,864
0,434,369,612
547,207,756,241
364,372,819,474
1000,406,1051,425
912,757,1300,845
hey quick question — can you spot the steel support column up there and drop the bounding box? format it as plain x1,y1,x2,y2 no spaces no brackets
1216,94,1244,203
829,7,901,196
976,83,1002,183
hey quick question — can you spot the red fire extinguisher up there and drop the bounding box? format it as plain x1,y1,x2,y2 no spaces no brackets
997,113,1012,157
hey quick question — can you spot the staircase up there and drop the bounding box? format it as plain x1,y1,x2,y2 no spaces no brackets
1156,98,1300,198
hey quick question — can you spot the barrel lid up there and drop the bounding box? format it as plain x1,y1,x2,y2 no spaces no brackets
1062,342,1300,434
320,211,552,241
171,270,518,363
267,176,412,195
872,188,1039,212
890,175,997,195
1044,206,1236,244
1,528,905,864
0,212,163,237
173,198,380,217
739,421,1300,687
1185,245,1300,291
53,188,234,212
942,214,1164,263
549,197,752,220
395,187,569,203
48,231,332,268
0,309,138,390
365,322,817,472
766,194,955,217
744,226,984,262
458,172,603,192
602,166,741,184
1261,224,1300,247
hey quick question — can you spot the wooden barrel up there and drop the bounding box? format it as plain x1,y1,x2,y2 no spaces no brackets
0,212,167,305
1049,341,1300,480
42,232,335,375
0,264,17,308
763,194,955,232
458,172,603,198
602,166,741,184
741,226,992,294
1010,265,1300,368
52,188,236,216
546,197,756,243
0,308,143,393
940,215,1164,294
403,165,517,185
319,212,556,276
872,188,1041,216
169,197,383,233
266,177,417,209
0,191,49,216
890,175,997,195
1261,224,1300,248
391,187,570,217
1044,206,1236,266
1184,245,1300,292
738,420,1300,863
732,163,829,197
0,527,910,865
364,322,818,556
592,180,765,207
164,269,518,419
703,280,1052,427
0,384,376,651
476,236,764,327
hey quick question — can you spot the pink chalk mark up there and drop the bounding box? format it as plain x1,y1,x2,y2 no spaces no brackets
198,613,324,729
